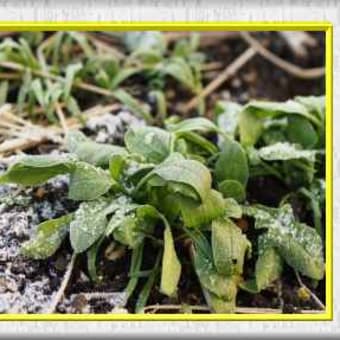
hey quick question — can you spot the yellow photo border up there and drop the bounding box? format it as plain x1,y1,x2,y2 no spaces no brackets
0,21,333,322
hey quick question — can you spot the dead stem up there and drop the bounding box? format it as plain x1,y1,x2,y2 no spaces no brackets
55,102,68,135
240,31,325,79
183,47,256,112
142,304,324,314
46,253,76,314
0,60,118,99
165,31,239,46
294,269,325,310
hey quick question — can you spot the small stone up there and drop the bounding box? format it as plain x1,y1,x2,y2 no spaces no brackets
0,276,18,293
72,294,88,313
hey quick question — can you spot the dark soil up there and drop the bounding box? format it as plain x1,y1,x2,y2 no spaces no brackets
0,31,325,314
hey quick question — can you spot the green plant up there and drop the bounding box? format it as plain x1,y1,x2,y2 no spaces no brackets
0,95,325,313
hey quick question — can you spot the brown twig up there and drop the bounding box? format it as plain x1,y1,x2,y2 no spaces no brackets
55,102,68,135
165,31,239,46
0,60,118,99
240,31,325,79
46,253,76,314
183,47,256,112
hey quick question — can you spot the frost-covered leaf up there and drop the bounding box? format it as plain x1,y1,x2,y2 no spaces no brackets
124,31,166,55
244,99,314,120
0,154,75,186
218,179,246,203
70,199,109,253
244,204,324,280
275,222,325,280
212,218,250,276
239,98,322,146
112,205,159,249
294,95,325,120
215,101,242,140
68,161,113,201
143,153,212,202
257,142,316,162
214,138,249,186
224,198,242,219
160,225,181,296
179,189,225,228
125,126,172,164
241,239,282,293
22,214,73,259
193,237,238,301
66,130,127,167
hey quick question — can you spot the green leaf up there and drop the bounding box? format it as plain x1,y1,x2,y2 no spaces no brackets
244,204,324,280
214,138,249,186
244,99,317,123
22,214,73,259
135,249,162,313
111,67,141,89
0,155,75,186
160,225,181,296
70,199,109,253
257,142,316,162
215,101,242,139
113,88,152,123
212,218,251,276
125,126,172,164
161,57,200,93
113,205,159,249
87,236,105,282
124,31,166,55
239,98,322,147
142,153,212,202
31,79,46,107
193,240,238,301
179,189,226,228
209,292,237,313
241,243,282,293
295,95,325,121
167,117,218,134
63,63,82,100
218,179,246,203
66,130,127,167
109,154,127,181
238,109,263,147
276,222,325,280
286,116,318,148
68,162,112,201
176,131,218,155
224,198,242,219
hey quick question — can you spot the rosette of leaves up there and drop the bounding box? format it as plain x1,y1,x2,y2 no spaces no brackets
0,107,325,313
0,119,246,313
